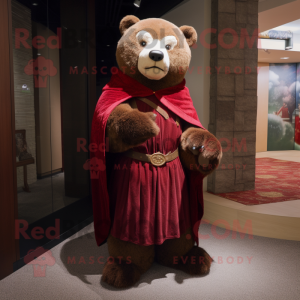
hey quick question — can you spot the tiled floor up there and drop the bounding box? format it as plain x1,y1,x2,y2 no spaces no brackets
17,173,79,224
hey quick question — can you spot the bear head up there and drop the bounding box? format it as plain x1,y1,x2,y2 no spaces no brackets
116,15,197,91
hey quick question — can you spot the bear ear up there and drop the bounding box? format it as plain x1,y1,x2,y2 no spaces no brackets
179,25,197,47
119,15,140,36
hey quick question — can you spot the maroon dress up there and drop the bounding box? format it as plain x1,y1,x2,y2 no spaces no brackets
108,95,191,246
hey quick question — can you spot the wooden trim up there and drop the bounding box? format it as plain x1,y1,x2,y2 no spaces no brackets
0,0,19,280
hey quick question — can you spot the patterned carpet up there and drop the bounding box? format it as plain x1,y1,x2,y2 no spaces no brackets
213,158,300,205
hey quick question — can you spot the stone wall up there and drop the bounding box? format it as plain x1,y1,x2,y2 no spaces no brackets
208,0,258,193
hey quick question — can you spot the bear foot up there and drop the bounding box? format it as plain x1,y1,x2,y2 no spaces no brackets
101,260,141,288
176,246,213,276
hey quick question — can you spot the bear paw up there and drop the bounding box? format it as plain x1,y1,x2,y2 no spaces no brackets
181,127,222,175
177,246,213,276
118,110,160,146
101,260,141,288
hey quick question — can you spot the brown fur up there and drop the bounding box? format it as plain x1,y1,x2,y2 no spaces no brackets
106,234,155,274
119,15,140,36
102,15,220,288
102,260,141,288
102,233,155,288
103,228,212,288
117,16,195,91
177,246,213,276
155,227,194,266
106,101,159,153
180,125,222,176
155,228,212,276
179,144,198,170
179,25,197,47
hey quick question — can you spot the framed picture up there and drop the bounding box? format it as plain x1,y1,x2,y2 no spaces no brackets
15,129,33,162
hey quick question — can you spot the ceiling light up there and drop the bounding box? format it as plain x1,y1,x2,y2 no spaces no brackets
134,0,141,7
107,45,110,47
280,57,289,59
32,3,38,5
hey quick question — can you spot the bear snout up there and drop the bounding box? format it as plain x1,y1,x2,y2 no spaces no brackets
149,50,164,62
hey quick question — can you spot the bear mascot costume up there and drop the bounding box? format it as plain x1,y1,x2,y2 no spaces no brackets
90,15,222,288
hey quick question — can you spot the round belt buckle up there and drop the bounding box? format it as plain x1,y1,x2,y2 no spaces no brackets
150,152,166,166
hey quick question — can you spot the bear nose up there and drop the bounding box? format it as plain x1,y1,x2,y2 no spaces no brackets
149,50,164,62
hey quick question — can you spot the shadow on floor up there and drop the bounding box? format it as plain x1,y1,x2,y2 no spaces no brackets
60,231,206,290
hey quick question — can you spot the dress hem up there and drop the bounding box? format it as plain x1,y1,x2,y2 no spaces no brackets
110,224,191,246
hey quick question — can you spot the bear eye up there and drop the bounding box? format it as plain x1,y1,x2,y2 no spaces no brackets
165,45,171,50
140,41,146,47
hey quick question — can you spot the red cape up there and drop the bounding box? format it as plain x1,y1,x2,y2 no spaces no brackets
91,69,205,246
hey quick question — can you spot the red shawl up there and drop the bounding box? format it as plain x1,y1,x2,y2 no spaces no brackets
91,69,205,246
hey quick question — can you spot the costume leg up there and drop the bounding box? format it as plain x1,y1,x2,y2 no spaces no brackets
102,234,155,288
155,228,212,276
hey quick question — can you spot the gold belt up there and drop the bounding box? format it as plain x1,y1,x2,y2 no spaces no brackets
124,148,179,167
